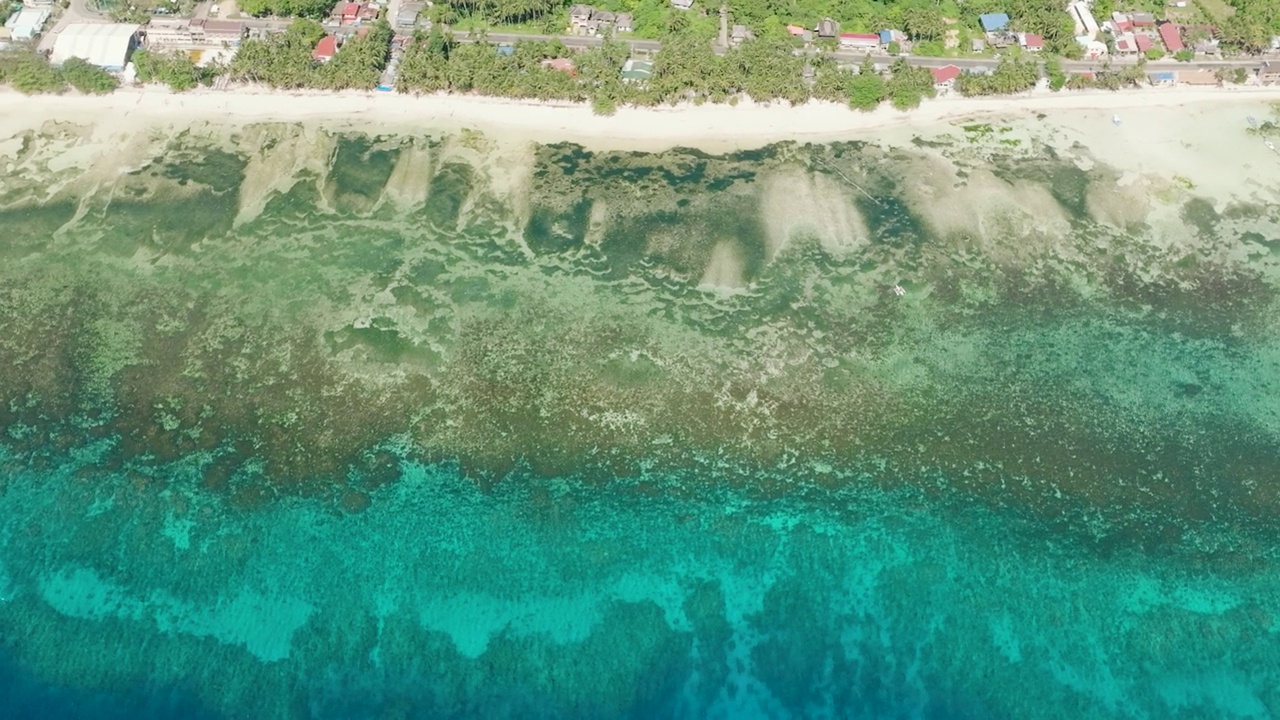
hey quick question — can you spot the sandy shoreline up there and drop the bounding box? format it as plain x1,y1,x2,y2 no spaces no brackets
4,83,1280,215
5,84,1280,153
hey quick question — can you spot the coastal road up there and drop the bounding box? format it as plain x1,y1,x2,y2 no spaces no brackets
452,30,1266,74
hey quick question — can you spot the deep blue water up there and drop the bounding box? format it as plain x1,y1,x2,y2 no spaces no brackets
1,441,1277,719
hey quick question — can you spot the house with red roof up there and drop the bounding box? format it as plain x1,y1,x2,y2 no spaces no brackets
1158,22,1184,52
341,2,362,23
786,24,806,37
541,57,576,74
1135,34,1153,53
838,32,880,50
931,65,962,87
312,34,339,62
1019,33,1044,51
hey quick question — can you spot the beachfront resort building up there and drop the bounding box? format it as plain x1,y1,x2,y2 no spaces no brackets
1158,22,1184,52
1260,61,1280,85
312,34,339,62
6,6,50,40
838,33,879,51
1018,33,1044,51
568,5,634,35
395,3,425,31
621,58,652,82
1113,32,1153,55
52,23,141,70
1068,2,1099,39
930,64,961,89
145,18,245,50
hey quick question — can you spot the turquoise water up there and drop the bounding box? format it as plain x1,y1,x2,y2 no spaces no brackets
0,122,1279,717
3,446,1278,718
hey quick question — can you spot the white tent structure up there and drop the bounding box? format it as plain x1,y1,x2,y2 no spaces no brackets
52,23,140,70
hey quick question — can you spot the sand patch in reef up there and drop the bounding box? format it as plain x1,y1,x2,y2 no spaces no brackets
382,140,434,211
699,240,747,289
758,168,868,259
235,124,336,225
1086,169,1155,230
894,153,1073,259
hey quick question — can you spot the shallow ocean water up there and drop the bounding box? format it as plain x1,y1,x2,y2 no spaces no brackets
0,122,1278,718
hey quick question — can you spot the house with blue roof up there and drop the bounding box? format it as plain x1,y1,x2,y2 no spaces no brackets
877,28,908,50
979,13,1010,32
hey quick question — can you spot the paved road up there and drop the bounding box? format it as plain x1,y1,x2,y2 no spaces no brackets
461,31,1266,74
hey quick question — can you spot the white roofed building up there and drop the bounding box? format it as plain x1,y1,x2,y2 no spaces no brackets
7,7,50,40
52,23,141,70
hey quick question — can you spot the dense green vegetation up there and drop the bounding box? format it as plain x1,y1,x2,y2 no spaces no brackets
60,58,120,94
1220,0,1280,53
228,18,393,89
441,0,565,24
133,50,219,91
398,25,945,113
397,30,598,100
0,51,115,95
0,52,66,94
238,0,335,20
1063,62,1147,90
397,28,813,109
954,56,1039,96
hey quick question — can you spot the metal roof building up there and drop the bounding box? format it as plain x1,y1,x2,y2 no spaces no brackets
52,23,141,70
8,7,50,40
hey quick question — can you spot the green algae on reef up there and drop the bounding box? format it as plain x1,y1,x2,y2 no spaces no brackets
0,120,1278,551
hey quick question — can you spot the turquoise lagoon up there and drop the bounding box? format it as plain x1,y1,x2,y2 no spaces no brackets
0,121,1278,718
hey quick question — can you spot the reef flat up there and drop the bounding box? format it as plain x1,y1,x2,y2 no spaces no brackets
1,111,1279,718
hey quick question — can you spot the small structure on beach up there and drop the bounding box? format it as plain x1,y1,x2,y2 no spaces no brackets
1260,61,1280,85
312,34,339,62
1177,69,1218,85
541,57,575,74
621,57,653,82
930,64,961,88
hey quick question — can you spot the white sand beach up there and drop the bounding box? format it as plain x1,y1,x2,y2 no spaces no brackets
5,84,1280,213
3,84,1280,151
